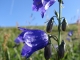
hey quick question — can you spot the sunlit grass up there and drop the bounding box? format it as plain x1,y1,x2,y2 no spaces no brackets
0,24,80,60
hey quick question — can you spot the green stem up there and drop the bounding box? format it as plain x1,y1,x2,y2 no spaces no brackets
58,0,62,60
14,48,21,60
58,0,62,46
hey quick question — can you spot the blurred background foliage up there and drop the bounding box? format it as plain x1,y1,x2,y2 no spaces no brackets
0,22,80,60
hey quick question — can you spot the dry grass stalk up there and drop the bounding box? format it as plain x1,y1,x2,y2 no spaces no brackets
2,33,11,51
16,22,19,29
76,18,80,38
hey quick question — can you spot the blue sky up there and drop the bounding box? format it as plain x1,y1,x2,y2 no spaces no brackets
0,0,80,27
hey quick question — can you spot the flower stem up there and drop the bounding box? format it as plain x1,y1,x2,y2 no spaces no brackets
58,0,62,60
58,0,62,46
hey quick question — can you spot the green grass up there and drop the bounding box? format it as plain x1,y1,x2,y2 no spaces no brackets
0,24,80,60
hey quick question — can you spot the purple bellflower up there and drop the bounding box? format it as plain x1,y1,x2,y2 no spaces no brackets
68,30,73,37
32,0,56,18
14,27,48,58
66,30,73,42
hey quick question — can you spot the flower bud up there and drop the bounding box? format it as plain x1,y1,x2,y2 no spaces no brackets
46,17,54,33
44,43,52,60
54,10,59,18
62,18,67,31
57,40,65,59
58,0,64,4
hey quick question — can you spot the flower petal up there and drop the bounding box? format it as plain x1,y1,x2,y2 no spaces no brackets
23,29,48,45
32,0,43,11
15,27,49,58
44,0,56,10
18,27,28,31
14,32,25,44
32,5,38,11
32,0,56,18
40,7,46,18
21,44,32,57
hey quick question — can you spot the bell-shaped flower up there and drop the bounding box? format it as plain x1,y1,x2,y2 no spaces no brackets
14,27,48,58
32,0,56,18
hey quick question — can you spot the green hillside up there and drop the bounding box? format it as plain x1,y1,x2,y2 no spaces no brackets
0,24,80,60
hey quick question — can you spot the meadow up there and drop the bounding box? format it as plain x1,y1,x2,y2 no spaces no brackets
0,23,80,60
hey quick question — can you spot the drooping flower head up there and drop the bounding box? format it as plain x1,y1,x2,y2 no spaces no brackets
14,27,48,58
32,0,56,18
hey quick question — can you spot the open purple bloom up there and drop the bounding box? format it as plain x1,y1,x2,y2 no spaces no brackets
68,30,73,37
32,0,43,11
32,0,56,18
14,27,48,58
